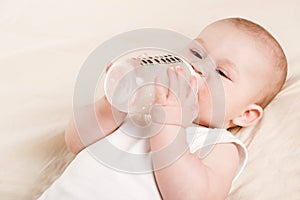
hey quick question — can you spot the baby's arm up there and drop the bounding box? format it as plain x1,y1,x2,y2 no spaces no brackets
150,125,239,200
65,96,127,154
150,66,239,199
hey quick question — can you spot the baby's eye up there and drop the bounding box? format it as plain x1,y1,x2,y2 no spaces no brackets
189,48,203,59
216,69,230,79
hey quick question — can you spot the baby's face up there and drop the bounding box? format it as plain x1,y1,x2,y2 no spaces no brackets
192,22,271,128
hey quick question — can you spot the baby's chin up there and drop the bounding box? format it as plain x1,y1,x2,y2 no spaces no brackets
193,117,227,129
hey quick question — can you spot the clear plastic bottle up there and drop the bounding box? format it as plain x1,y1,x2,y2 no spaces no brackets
104,49,198,128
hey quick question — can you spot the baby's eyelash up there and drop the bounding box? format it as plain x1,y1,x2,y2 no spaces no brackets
189,48,203,59
216,69,230,80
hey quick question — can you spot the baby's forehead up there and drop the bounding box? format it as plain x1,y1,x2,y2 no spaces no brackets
199,22,272,57
211,20,272,50
196,25,273,75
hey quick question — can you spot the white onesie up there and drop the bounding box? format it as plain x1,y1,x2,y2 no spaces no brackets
38,124,247,200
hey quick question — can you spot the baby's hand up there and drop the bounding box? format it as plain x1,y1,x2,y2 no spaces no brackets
151,66,198,127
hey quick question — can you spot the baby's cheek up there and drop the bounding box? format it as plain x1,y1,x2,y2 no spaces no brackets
197,80,211,106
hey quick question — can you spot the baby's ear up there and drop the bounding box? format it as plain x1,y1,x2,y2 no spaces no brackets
232,104,263,127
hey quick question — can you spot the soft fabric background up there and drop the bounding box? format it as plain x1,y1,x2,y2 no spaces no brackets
0,0,299,199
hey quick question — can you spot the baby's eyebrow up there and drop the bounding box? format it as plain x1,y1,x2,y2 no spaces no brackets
194,38,208,52
195,39,237,65
220,59,239,75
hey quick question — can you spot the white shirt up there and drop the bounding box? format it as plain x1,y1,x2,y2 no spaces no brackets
38,124,247,200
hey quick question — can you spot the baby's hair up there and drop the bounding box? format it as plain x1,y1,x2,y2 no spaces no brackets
220,17,288,108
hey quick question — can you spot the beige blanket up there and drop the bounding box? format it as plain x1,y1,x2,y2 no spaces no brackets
0,0,299,199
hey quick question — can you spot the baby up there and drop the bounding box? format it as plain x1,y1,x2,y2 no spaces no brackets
39,17,287,199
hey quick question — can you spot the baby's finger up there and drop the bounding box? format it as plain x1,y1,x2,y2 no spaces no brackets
167,67,178,99
186,75,198,105
175,66,185,77
154,76,167,104
189,75,198,95
175,66,187,99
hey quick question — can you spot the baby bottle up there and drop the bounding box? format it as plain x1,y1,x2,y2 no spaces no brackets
104,49,201,128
